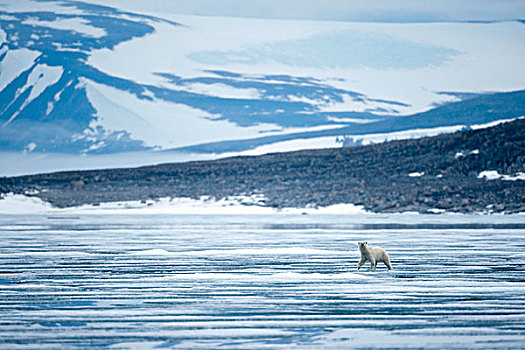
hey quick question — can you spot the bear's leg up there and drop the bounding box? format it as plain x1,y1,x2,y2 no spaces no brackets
369,259,377,271
384,257,393,270
357,256,366,270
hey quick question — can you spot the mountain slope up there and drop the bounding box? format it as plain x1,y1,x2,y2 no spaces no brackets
0,0,524,157
176,89,525,153
1,118,523,214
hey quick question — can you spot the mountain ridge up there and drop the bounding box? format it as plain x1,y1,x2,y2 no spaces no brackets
1,118,523,214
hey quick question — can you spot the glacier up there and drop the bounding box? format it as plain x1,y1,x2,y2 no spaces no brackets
0,0,524,172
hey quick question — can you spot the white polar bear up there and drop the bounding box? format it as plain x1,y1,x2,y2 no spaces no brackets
357,241,392,271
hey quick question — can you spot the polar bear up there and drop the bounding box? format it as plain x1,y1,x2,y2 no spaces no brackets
357,242,392,271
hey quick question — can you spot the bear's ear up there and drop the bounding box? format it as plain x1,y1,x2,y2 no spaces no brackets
365,241,368,244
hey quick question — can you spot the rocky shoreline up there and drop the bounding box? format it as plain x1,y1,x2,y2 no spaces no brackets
1,119,524,214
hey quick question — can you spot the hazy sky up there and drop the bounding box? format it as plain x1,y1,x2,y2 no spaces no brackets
86,0,525,22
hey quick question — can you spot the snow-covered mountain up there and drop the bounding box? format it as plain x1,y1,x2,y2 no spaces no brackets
0,0,524,163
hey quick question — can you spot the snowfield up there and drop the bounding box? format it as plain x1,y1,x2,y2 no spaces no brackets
1,0,524,165
87,14,525,115
22,17,107,38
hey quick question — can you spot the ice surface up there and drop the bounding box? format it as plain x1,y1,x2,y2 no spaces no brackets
129,247,345,256
0,213,523,348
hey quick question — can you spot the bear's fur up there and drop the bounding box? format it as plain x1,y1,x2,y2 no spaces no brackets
357,241,392,271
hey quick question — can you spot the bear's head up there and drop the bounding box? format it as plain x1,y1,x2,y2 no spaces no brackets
358,241,368,247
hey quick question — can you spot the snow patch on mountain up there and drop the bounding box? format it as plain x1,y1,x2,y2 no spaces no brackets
0,0,87,15
478,171,525,181
23,64,63,106
0,48,40,92
82,79,344,150
22,17,106,38
183,82,261,100
24,142,36,153
221,124,471,157
326,115,377,124
320,93,403,115
4,63,63,126
408,172,425,178
87,21,185,86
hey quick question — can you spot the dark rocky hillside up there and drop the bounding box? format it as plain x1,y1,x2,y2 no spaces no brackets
1,119,524,213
